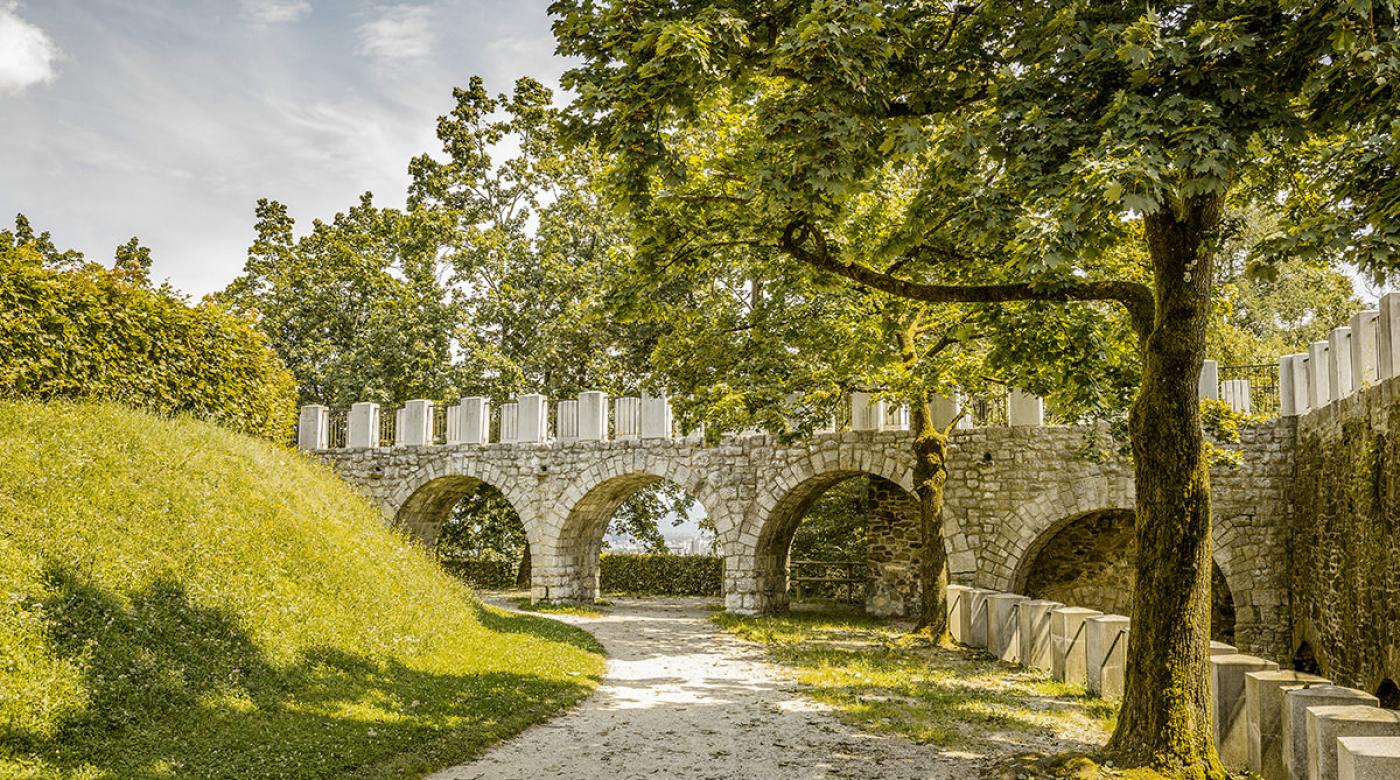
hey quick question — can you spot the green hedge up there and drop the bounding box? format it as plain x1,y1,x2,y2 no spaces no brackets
441,559,520,590
0,254,296,439
600,553,722,596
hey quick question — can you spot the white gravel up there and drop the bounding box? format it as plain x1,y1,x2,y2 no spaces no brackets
429,598,982,780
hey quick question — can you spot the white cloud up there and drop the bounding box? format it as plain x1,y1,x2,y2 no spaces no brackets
0,1,60,96
240,0,312,25
356,5,435,64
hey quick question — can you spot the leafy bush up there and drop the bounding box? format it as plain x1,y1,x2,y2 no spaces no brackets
599,553,722,596
0,401,603,778
440,559,521,590
0,251,297,440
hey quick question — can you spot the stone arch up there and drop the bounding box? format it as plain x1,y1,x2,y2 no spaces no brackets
541,452,716,602
388,459,537,550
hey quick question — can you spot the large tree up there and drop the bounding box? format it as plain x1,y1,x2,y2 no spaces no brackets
550,2,1398,774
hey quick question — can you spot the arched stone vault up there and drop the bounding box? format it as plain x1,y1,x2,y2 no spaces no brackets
317,420,1298,660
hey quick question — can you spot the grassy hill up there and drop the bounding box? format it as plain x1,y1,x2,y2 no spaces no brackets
0,401,604,779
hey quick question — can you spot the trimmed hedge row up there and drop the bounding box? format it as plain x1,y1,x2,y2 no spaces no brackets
441,559,519,590
600,553,721,596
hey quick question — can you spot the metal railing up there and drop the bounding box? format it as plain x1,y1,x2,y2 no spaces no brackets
432,402,450,445
378,410,397,448
790,559,866,604
327,409,348,449
1219,363,1279,418
967,387,1010,428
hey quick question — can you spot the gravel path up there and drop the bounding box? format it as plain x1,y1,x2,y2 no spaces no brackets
430,598,979,780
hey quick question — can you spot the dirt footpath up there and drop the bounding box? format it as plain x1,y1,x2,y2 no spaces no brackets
430,598,980,780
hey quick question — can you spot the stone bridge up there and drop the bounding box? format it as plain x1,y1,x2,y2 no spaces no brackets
302,392,1296,660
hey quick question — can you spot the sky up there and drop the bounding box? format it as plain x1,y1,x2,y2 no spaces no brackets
0,0,568,297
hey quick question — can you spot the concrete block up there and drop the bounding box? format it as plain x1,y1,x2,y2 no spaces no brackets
964,588,994,649
1285,686,1379,780
1281,355,1298,417
347,402,379,448
933,392,970,431
1349,310,1380,389
1008,389,1044,427
1290,354,1312,415
1247,670,1330,780
1211,640,1239,657
986,593,1029,663
1211,654,1280,769
555,399,579,441
1200,359,1220,400
1085,614,1130,698
297,404,328,451
615,397,640,439
1017,599,1063,672
946,584,973,644
851,391,886,431
499,402,518,444
1337,736,1400,780
1306,706,1400,780
640,392,672,439
578,391,608,441
398,399,432,446
1309,342,1332,408
1380,292,1400,380
1050,606,1101,686
458,397,490,444
517,394,548,443
1329,327,1354,400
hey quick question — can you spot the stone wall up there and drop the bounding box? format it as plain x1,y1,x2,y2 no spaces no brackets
1293,377,1400,697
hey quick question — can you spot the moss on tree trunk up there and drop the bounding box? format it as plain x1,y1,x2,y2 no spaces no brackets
1107,196,1225,779
898,325,951,637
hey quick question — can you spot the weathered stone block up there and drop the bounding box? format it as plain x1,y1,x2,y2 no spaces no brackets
1349,310,1380,390
347,402,379,449
1084,614,1130,698
1284,686,1379,780
1246,670,1329,780
1017,599,1063,672
1200,359,1220,400
1008,389,1044,427
1211,654,1280,769
1309,341,1332,408
1337,736,1400,780
1050,606,1101,685
298,404,328,451
986,593,1028,663
1330,327,1354,400
946,584,973,644
1306,706,1400,780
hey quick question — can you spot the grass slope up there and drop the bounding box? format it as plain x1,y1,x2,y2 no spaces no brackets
0,401,604,779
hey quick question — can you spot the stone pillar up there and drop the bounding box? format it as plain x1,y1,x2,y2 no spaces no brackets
397,399,432,447
946,584,973,644
458,397,490,445
1211,653,1280,769
1284,686,1379,780
614,397,640,439
1018,599,1063,672
1349,310,1381,390
1329,327,1354,400
850,391,886,431
986,593,1028,663
499,402,519,444
578,391,609,441
640,392,672,439
1281,356,1299,417
1379,292,1400,380
1085,614,1130,698
1309,342,1332,409
297,404,328,451
555,399,579,442
1200,359,1220,400
1247,670,1329,780
1306,706,1400,780
346,402,379,449
932,392,963,431
1291,354,1312,415
1338,736,1400,780
1008,389,1043,427
516,394,547,443
1050,606,1101,685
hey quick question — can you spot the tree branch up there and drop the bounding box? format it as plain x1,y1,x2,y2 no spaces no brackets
780,222,1154,342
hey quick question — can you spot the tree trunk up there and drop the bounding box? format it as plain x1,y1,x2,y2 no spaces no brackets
897,328,951,638
516,540,532,590
1107,195,1225,779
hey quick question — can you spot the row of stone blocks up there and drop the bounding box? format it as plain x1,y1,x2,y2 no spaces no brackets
946,585,1400,780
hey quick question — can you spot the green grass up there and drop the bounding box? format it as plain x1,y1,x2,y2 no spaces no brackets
509,598,610,618
712,606,1117,756
0,401,605,779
